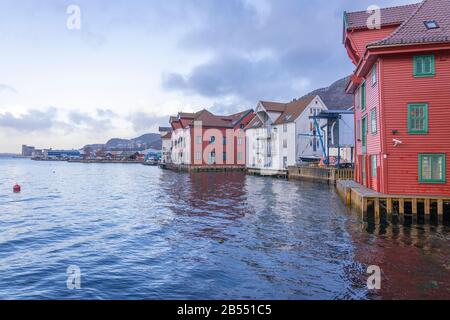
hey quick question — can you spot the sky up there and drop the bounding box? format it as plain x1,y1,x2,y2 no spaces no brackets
0,0,418,153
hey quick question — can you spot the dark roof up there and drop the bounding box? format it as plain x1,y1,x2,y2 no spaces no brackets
259,101,287,113
161,132,172,139
369,0,450,47
158,127,172,132
273,96,316,125
244,115,263,130
345,3,419,30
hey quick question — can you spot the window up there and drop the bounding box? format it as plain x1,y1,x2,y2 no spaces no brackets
237,152,243,161
195,151,202,161
371,108,377,134
283,124,287,133
223,152,227,161
361,82,366,111
283,139,287,148
237,137,243,145
424,20,439,30
196,136,202,144
210,136,216,144
372,64,377,86
408,103,428,134
223,137,226,145
371,155,377,178
419,154,446,184
356,120,361,140
414,55,435,77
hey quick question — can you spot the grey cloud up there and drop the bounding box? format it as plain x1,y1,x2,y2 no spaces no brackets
162,0,417,107
128,112,169,132
96,108,118,118
0,84,18,94
68,111,112,131
0,108,58,132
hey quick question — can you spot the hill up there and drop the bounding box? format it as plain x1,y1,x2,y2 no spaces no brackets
83,133,161,152
303,76,353,110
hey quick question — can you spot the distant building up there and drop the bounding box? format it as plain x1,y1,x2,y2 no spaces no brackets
169,109,254,167
44,149,81,159
245,95,328,175
22,145,35,157
159,127,172,164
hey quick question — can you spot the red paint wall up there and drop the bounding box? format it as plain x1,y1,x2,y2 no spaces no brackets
380,51,450,195
347,26,399,61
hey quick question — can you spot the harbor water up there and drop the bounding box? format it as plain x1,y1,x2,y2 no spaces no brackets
0,158,449,299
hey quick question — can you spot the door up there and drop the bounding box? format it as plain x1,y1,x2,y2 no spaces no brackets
361,116,367,154
361,156,367,187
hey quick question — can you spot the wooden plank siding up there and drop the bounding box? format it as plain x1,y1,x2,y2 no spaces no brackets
347,27,399,60
381,51,450,195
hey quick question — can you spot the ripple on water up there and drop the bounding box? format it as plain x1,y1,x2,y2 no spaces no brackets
0,160,449,299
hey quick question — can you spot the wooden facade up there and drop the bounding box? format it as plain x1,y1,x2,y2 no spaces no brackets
344,0,450,197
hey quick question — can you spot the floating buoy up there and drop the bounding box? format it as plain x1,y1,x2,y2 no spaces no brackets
13,184,21,193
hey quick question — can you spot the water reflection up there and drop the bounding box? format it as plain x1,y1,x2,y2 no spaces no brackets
0,159,448,299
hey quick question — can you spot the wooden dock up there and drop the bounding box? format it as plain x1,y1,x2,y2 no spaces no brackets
165,163,246,173
288,166,354,184
337,180,449,225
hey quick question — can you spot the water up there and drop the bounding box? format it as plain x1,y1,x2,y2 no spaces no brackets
0,158,449,300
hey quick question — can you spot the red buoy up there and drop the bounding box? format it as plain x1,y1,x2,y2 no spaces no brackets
13,184,21,193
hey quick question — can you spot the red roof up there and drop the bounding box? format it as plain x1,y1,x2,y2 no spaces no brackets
345,3,419,30
169,109,253,129
246,96,317,129
369,0,450,47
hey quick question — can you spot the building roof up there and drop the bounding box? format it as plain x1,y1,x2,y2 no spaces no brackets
169,108,253,129
369,0,450,47
246,96,317,129
273,96,316,125
259,101,287,113
345,3,419,30
161,132,172,139
159,126,172,132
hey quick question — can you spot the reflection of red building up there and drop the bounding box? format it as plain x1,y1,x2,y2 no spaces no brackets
344,0,450,196
169,109,254,167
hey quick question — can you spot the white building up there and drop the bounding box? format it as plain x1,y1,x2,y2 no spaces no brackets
245,95,328,175
159,127,173,164
169,115,193,165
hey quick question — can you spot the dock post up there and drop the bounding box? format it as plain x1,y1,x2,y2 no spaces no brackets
399,198,405,223
424,199,431,224
412,198,418,224
374,198,380,223
386,198,393,222
362,197,368,220
438,200,444,224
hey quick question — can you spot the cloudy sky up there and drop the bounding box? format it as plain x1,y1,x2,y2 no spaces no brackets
0,0,417,153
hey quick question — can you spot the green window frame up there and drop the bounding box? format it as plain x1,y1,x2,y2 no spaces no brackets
419,154,446,184
361,82,366,111
361,115,367,154
372,64,377,86
371,155,377,178
414,55,435,77
370,108,377,134
408,103,428,134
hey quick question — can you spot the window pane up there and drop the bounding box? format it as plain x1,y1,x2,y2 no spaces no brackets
431,156,443,180
422,156,432,180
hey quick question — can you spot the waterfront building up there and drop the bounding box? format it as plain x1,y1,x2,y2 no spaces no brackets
44,149,81,159
159,127,172,164
245,95,328,175
21,145,35,157
344,0,450,195
168,109,254,168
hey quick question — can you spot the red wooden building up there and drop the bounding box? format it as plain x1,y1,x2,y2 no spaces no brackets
344,0,450,196
169,109,254,167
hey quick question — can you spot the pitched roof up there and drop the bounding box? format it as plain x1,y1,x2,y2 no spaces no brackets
169,108,253,129
273,96,316,125
161,132,172,139
259,101,287,113
369,0,450,47
244,115,263,130
345,3,419,30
